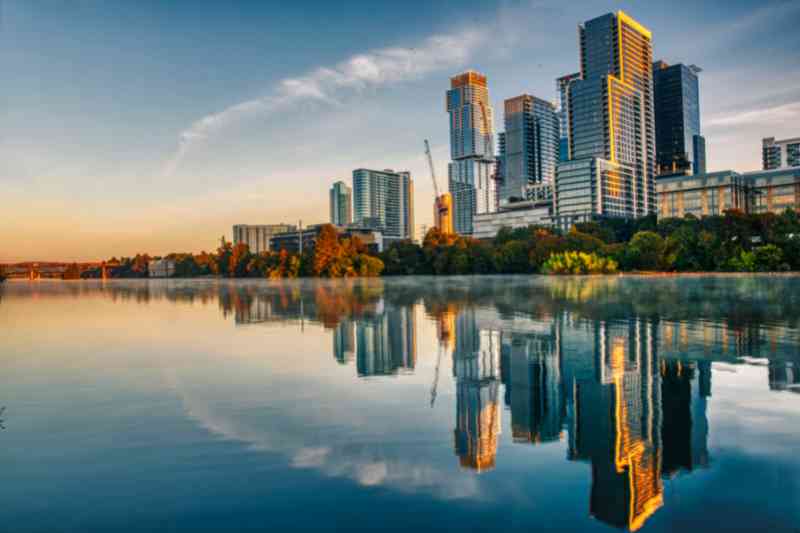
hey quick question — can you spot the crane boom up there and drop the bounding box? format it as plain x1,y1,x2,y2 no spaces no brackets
424,139,440,198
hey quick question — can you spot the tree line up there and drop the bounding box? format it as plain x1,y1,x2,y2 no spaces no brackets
33,210,800,281
81,224,384,279
380,209,800,275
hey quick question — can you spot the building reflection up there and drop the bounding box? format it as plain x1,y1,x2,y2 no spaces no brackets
355,306,417,377
453,309,502,472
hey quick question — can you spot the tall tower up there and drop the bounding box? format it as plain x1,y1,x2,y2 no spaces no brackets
555,11,656,224
653,61,706,176
329,181,352,226
498,94,560,204
556,73,580,162
352,169,414,243
446,70,497,235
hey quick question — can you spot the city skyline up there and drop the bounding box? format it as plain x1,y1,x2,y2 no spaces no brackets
2,1,799,261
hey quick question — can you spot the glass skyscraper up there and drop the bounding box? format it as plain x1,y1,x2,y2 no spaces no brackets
329,180,352,226
556,73,580,163
446,70,497,235
497,94,559,204
352,168,414,242
555,11,656,225
653,61,706,176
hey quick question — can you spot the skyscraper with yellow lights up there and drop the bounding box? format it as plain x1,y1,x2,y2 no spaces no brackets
446,70,497,235
554,11,656,225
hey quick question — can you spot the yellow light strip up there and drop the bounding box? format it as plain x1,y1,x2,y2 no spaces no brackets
617,10,652,40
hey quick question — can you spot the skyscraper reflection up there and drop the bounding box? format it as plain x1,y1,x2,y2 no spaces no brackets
356,307,417,377
453,309,502,472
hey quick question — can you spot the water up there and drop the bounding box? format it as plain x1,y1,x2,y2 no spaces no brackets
1,275,799,532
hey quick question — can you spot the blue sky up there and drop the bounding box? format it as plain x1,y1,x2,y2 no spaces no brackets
1,0,798,261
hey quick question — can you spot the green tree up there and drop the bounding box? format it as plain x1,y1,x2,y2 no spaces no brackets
753,244,784,271
626,231,669,271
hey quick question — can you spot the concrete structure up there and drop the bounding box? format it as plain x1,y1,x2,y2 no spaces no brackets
233,224,296,254
352,168,414,242
498,94,560,204
447,70,497,235
556,11,656,223
656,166,800,218
148,259,175,278
653,61,706,176
763,137,800,170
329,181,352,226
270,224,384,254
473,184,554,240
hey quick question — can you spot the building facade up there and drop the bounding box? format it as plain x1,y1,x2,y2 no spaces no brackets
233,224,296,254
557,72,580,162
352,168,414,242
763,137,800,170
447,70,497,235
472,197,552,240
270,224,384,254
498,94,560,205
656,166,800,218
329,181,352,226
653,61,706,176
556,11,656,223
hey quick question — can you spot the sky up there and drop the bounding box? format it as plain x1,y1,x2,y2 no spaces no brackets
1,0,798,262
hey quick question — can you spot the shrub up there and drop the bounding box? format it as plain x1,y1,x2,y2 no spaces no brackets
542,251,618,275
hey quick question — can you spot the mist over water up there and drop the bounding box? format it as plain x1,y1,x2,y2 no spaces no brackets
1,275,798,532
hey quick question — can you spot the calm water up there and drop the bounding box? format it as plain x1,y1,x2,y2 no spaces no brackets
1,276,799,532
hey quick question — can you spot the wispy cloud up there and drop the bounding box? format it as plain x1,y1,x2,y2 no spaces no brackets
163,28,488,176
706,101,800,128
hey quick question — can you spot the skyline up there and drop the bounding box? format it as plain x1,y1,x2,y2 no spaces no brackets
2,0,799,262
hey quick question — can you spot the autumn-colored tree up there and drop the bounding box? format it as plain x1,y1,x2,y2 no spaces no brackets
312,224,343,277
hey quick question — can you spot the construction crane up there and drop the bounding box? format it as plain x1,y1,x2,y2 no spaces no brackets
424,139,440,198
424,140,454,235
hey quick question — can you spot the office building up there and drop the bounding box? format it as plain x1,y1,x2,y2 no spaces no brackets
329,181,352,226
447,70,497,234
498,94,560,204
352,168,414,242
233,224,296,254
656,166,800,218
763,136,800,170
556,11,656,225
557,73,580,162
653,61,706,176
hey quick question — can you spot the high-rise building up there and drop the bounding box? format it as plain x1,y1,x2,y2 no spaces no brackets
557,73,580,162
329,181,352,226
352,168,414,242
555,11,656,226
498,94,560,204
763,136,800,170
446,70,497,234
232,223,296,254
653,61,706,176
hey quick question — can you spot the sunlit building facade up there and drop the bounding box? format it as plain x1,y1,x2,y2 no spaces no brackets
656,166,800,218
329,181,352,226
233,223,297,254
447,70,497,234
555,11,656,225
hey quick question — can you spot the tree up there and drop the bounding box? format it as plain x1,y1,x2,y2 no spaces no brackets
62,263,81,280
753,244,785,271
228,243,252,277
312,224,343,277
626,231,669,271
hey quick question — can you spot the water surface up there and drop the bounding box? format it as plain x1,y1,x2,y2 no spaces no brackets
1,276,799,532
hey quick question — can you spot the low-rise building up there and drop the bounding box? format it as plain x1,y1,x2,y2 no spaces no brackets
233,224,297,254
763,136,800,170
148,259,175,278
656,167,800,218
473,184,554,240
270,225,384,254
